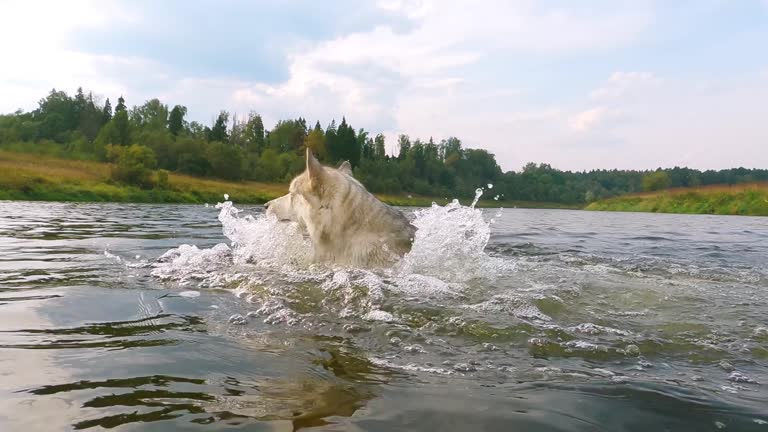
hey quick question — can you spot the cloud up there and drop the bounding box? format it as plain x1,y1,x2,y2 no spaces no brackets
569,107,618,132
557,70,768,170
1,1,767,172
590,72,660,101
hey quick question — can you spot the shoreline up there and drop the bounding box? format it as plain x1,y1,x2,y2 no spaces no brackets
0,151,574,209
3,151,764,215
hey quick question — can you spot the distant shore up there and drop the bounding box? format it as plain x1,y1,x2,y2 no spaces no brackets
585,183,768,216
0,151,573,209
4,151,765,215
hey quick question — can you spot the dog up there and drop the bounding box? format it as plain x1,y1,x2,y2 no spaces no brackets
265,149,416,267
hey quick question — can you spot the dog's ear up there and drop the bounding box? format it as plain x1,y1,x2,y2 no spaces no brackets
337,160,352,176
306,148,324,186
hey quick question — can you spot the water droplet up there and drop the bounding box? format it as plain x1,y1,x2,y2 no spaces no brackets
729,371,757,383
228,314,247,325
624,344,640,356
487,183,493,189
343,324,370,333
638,359,654,368
719,360,735,372
454,363,477,372
470,188,484,208
224,193,230,200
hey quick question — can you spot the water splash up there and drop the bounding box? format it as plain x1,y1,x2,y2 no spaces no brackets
150,194,507,311
396,191,508,282
215,200,311,267
470,187,484,208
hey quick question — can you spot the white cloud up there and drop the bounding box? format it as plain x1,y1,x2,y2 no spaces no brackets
0,1,137,111
569,107,616,132
2,1,767,172
590,72,660,100
223,0,653,160
556,71,768,170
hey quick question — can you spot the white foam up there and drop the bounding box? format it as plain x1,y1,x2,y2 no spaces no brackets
149,197,511,326
364,309,399,323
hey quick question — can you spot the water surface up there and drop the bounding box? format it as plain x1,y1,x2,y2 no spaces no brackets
1,200,767,431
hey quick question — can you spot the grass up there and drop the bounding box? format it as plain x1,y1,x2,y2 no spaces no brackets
0,151,574,209
0,151,286,204
585,183,768,216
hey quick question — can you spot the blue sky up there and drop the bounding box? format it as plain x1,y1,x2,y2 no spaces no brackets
2,0,767,171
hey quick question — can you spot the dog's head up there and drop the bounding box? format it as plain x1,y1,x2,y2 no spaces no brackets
264,149,353,226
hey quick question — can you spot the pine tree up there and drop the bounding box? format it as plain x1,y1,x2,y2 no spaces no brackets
208,111,229,143
102,98,112,124
115,96,127,113
113,96,130,145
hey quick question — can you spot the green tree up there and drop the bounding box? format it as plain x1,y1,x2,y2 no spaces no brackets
268,119,305,153
34,89,77,142
374,133,386,159
334,117,359,166
131,98,168,131
111,95,131,145
305,126,326,160
397,134,410,160
643,171,672,192
108,144,157,188
102,98,112,124
77,91,103,143
94,97,131,157
168,105,187,136
138,129,176,170
357,128,371,160
175,135,209,176
244,112,265,153
206,141,243,180
208,111,229,143
325,120,338,161
115,96,127,113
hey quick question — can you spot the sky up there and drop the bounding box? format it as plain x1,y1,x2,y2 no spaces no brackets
1,0,767,172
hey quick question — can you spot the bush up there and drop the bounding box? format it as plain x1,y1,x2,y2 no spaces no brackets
642,171,671,192
156,169,169,189
108,144,157,189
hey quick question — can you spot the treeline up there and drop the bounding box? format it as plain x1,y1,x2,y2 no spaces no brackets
1,87,766,203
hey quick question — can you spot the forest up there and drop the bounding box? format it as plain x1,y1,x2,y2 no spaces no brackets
1,87,766,204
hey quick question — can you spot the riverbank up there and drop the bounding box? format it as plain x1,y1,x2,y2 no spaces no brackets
586,183,768,216
0,151,573,209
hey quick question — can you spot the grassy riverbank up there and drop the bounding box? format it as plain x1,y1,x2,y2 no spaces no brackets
0,151,286,204
0,151,572,209
586,183,768,216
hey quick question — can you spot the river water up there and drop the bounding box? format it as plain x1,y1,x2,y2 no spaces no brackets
1,199,767,431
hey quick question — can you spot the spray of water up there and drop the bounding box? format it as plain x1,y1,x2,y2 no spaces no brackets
396,188,505,281
147,190,511,325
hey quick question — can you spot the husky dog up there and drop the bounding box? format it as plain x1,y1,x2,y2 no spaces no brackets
265,149,416,267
